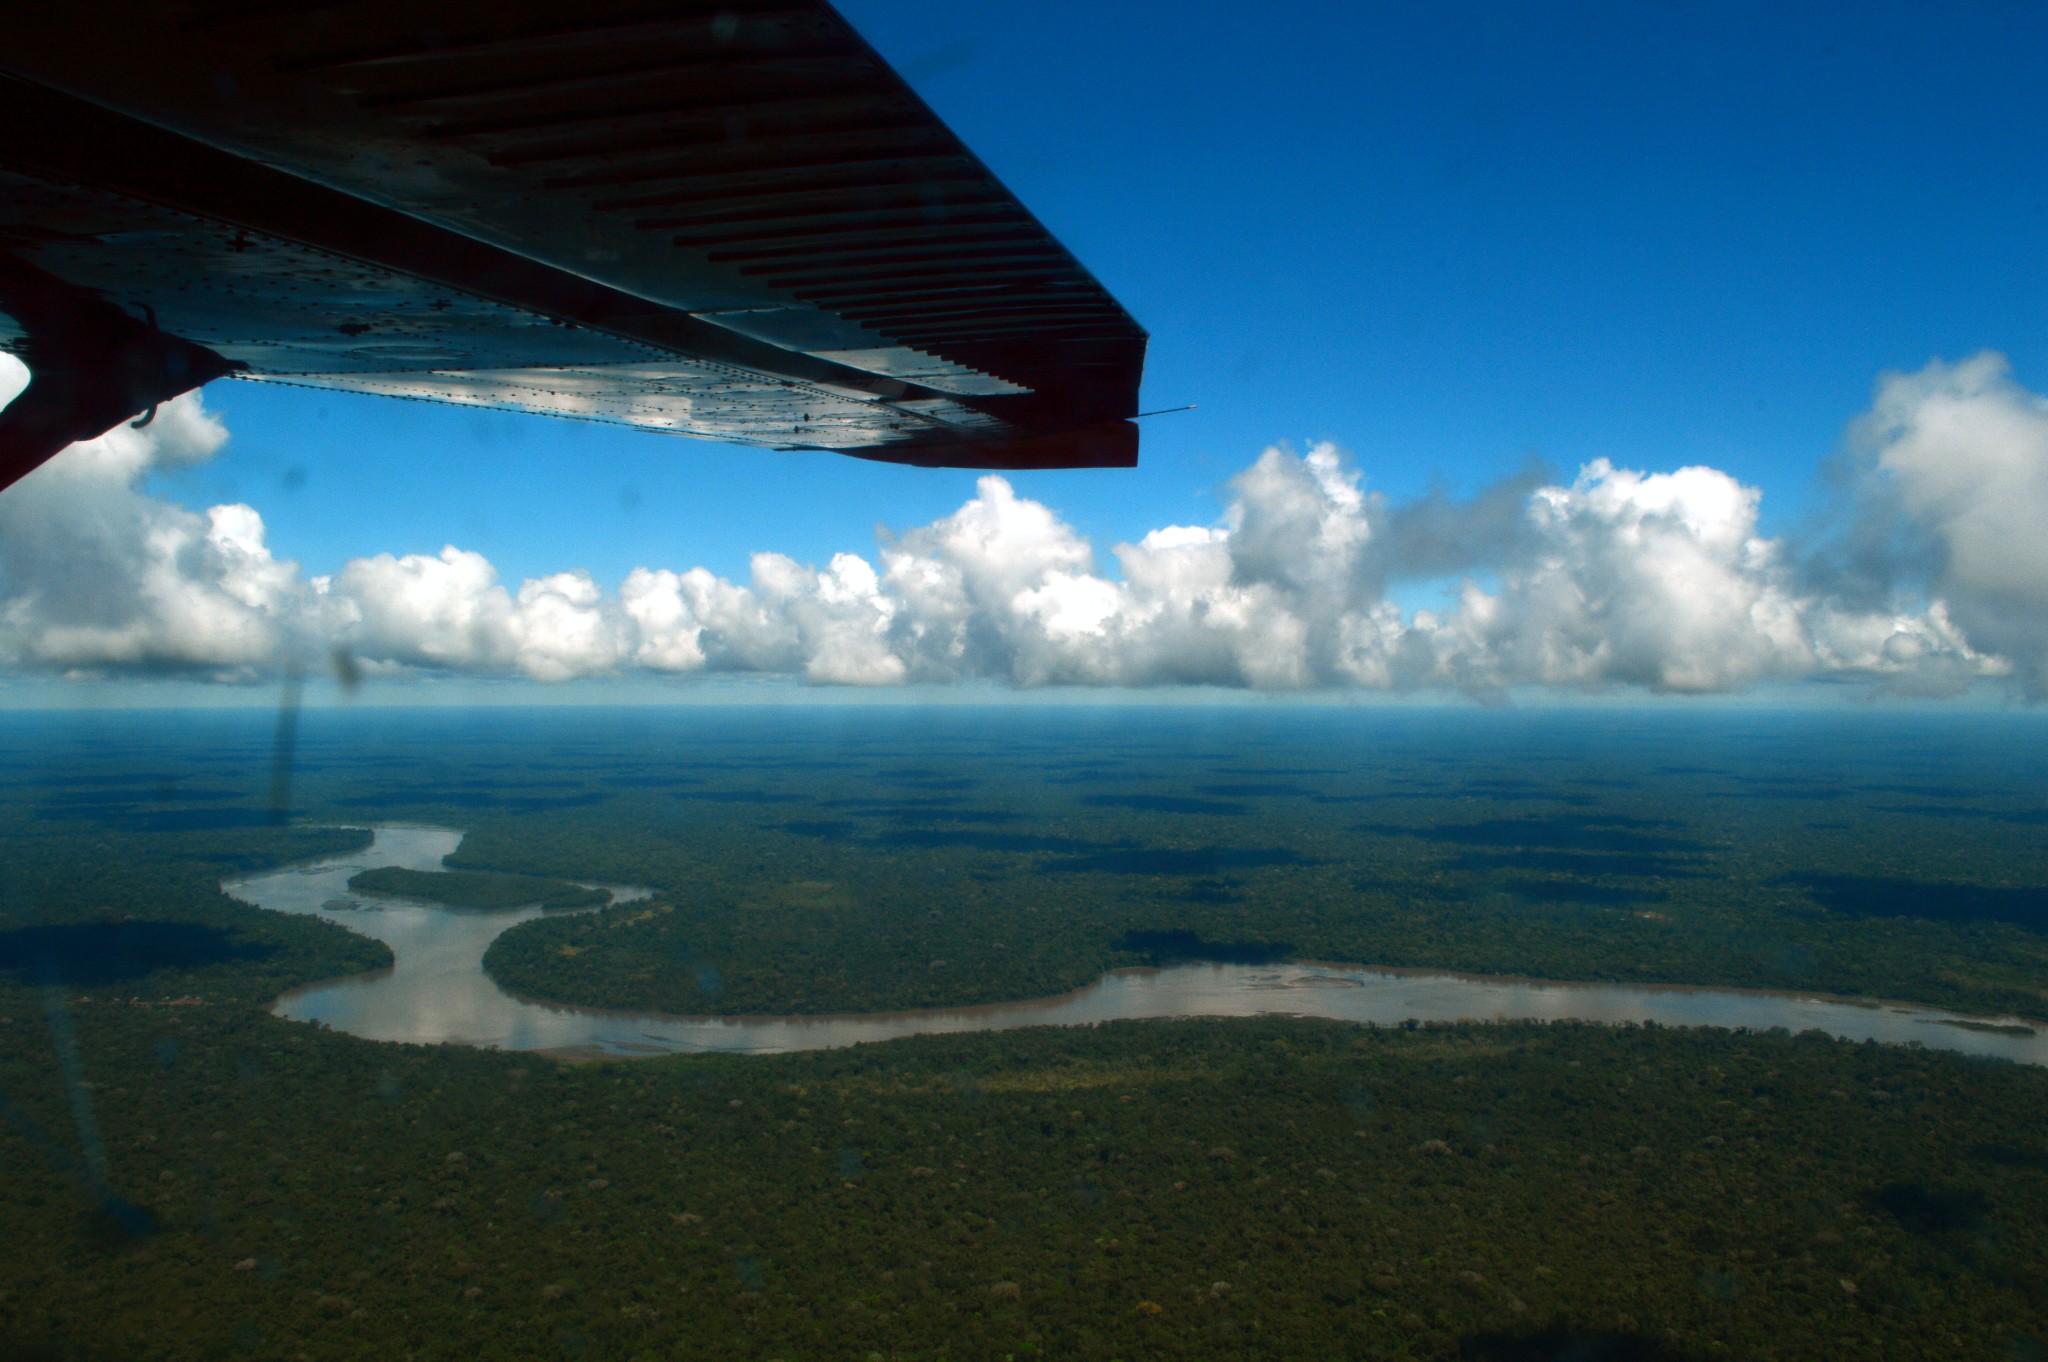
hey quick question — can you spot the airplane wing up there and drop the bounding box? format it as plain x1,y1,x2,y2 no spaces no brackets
0,0,1146,490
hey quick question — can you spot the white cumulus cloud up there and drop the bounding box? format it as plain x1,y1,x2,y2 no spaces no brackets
1413,460,1816,693
0,355,299,678
1845,353,2048,694
0,350,2042,698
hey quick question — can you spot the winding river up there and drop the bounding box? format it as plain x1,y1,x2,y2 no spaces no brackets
227,825,2048,1065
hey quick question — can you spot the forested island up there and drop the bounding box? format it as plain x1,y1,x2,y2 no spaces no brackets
347,866,610,911
465,791,2048,1022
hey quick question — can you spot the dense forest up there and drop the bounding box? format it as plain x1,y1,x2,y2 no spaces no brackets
0,823,384,1004
347,867,609,912
2,998,2044,1361
11,705,2044,1023
201,705,2029,1025
463,792,2048,1023
3,707,2047,1359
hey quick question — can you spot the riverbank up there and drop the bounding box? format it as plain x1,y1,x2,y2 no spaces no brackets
232,826,2047,1065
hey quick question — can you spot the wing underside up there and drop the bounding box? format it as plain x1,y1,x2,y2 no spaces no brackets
0,0,1145,473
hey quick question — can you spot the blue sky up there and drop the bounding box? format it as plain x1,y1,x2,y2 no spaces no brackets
163,0,2048,588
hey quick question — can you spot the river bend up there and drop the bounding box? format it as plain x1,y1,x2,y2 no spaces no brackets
226,825,2048,1064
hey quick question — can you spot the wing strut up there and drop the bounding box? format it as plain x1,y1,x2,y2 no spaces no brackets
0,254,242,490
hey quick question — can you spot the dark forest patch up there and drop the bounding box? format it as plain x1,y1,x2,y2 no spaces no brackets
1706,788,1841,801
821,801,1018,824
1453,850,1705,879
1364,815,1701,856
1866,1182,1989,1236
1046,846,1310,876
776,820,858,841
1495,881,1671,906
1973,1143,2048,1171
82,1196,162,1250
867,828,1105,854
1116,928,1293,964
905,807,1017,824
333,790,607,814
1875,804,2048,825
1041,768,1132,784
1196,782,1322,799
37,806,290,832
1728,774,1835,788
696,757,860,772
880,776,977,792
39,787,240,806
0,921,274,986
1461,790,1597,805
668,790,805,805
1080,793,1249,816
15,771,190,788
1794,875,2048,933
1459,1326,1708,1362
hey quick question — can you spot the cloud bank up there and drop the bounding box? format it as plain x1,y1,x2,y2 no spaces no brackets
1,352,2041,698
